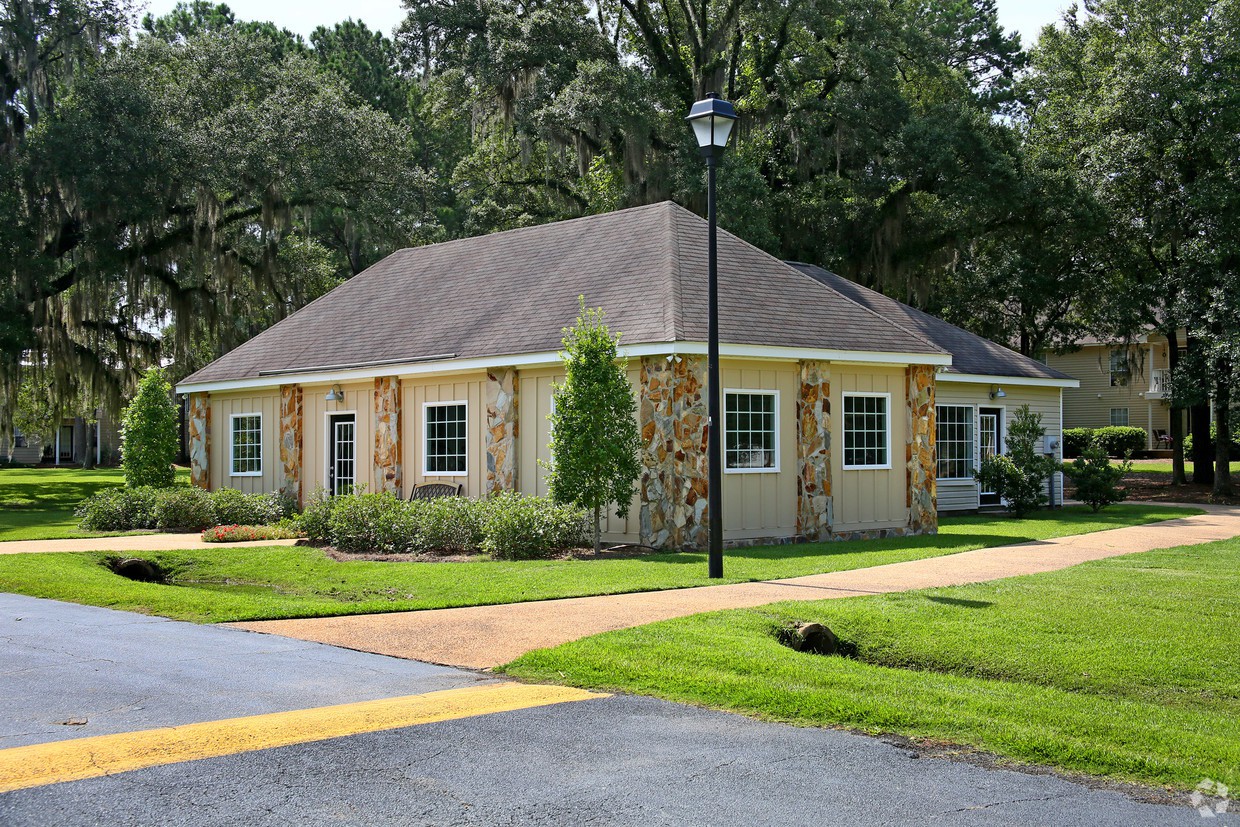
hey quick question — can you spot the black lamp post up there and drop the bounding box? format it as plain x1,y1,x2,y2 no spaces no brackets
686,92,737,579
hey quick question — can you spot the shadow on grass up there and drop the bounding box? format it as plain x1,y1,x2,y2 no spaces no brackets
925,596,994,609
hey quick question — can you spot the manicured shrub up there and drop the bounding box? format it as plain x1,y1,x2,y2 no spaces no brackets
1183,425,1240,460
120,368,178,488
1062,445,1132,512
211,488,297,526
153,486,215,532
480,493,588,560
1090,426,1146,458
975,405,1059,517
327,492,414,554
415,496,484,553
76,486,159,531
296,489,336,544
202,524,299,543
1062,428,1094,458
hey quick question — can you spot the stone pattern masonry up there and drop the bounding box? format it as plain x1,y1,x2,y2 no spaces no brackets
486,367,519,496
188,392,210,489
639,355,709,550
796,361,832,541
906,364,937,534
279,385,303,504
374,377,402,495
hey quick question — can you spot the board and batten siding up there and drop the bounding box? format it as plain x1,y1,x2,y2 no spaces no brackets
830,366,907,532
934,381,1065,512
208,390,283,494
400,373,487,499
1050,343,1171,439
302,381,376,497
516,366,641,543
720,360,798,540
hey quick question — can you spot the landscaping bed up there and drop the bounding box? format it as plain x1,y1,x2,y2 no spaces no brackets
501,537,1240,792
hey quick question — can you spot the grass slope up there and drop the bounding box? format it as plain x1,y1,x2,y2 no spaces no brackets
503,539,1240,791
0,505,1197,623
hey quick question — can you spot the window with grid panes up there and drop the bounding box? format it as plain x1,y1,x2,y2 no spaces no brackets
424,403,467,474
724,391,777,471
1110,407,1129,426
936,405,974,479
843,394,889,468
230,414,262,475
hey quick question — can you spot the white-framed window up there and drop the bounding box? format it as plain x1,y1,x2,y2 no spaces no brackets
843,393,891,469
1109,349,1130,387
936,405,974,480
424,401,467,476
724,390,779,472
229,413,263,476
1110,407,1129,427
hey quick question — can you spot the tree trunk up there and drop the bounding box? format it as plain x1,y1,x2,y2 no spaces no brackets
1192,403,1213,485
593,504,602,555
1166,329,1186,485
1214,362,1233,497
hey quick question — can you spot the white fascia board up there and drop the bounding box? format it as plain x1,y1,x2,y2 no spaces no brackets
939,372,1080,389
176,342,951,394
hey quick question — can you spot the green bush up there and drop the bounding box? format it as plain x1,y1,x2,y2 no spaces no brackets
1183,425,1240,460
974,405,1058,517
120,368,178,488
415,496,484,553
1091,426,1146,457
154,487,215,532
75,486,159,531
326,492,413,554
1062,428,1094,458
211,488,297,526
297,489,336,544
480,493,588,560
1062,445,1132,512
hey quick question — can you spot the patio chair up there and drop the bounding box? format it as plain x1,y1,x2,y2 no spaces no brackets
408,482,464,501
1154,429,1172,447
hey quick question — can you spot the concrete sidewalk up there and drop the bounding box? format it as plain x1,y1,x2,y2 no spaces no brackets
0,534,299,555
230,503,1240,669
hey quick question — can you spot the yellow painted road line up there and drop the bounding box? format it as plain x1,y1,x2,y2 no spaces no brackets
0,682,606,794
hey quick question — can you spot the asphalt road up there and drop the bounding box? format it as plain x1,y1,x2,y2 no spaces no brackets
0,594,1219,826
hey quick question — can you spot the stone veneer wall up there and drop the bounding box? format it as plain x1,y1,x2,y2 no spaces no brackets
485,367,519,496
906,364,937,534
796,360,832,541
639,355,709,550
279,385,303,504
374,377,402,495
188,392,210,489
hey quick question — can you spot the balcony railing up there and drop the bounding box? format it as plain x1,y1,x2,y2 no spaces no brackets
1148,368,1169,399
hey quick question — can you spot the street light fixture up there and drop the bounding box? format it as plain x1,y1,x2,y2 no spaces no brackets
686,92,738,579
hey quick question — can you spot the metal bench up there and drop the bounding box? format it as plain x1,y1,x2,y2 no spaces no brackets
408,482,464,501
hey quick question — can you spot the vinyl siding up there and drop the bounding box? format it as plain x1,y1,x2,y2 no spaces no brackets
1049,342,1171,444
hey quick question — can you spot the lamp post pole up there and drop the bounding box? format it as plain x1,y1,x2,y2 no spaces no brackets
706,151,723,579
686,92,736,580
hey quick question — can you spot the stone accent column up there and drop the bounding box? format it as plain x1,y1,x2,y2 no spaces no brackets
374,376,402,495
796,361,832,540
639,355,709,550
485,367,519,496
188,392,210,489
279,385,304,505
906,364,937,534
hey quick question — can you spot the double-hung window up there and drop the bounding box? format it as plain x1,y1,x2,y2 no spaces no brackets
1109,349,1131,387
230,413,263,476
936,405,974,479
424,402,467,475
843,393,890,469
1110,407,1129,427
724,391,778,472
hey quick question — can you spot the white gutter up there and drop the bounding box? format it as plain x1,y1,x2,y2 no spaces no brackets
176,342,953,394
939,372,1079,389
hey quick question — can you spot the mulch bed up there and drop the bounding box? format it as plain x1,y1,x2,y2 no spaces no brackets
322,544,666,564
1069,472,1240,507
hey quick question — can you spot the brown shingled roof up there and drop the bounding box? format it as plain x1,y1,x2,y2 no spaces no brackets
182,202,945,385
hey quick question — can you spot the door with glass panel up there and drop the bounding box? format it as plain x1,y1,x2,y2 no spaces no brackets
328,413,356,496
978,407,1002,506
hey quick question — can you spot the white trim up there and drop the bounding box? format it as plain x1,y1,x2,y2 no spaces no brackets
935,403,975,481
842,392,892,470
939,372,1079,389
422,400,469,478
722,388,780,474
228,412,264,477
323,410,358,494
176,342,952,394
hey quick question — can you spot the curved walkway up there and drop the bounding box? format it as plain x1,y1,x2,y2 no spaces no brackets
230,503,1240,669
0,534,299,555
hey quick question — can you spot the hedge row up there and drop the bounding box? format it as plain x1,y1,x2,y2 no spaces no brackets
298,491,588,560
1183,424,1240,460
1062,426,1146,458
77,486,297,533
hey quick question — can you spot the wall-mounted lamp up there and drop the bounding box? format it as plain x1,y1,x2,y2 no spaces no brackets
325,385,344,403
989,386,1006,400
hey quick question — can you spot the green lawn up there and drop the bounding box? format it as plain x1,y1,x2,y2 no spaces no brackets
1128,460,1240,474
0,466,189,541
502,538,1240,791
0,505,1197,622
